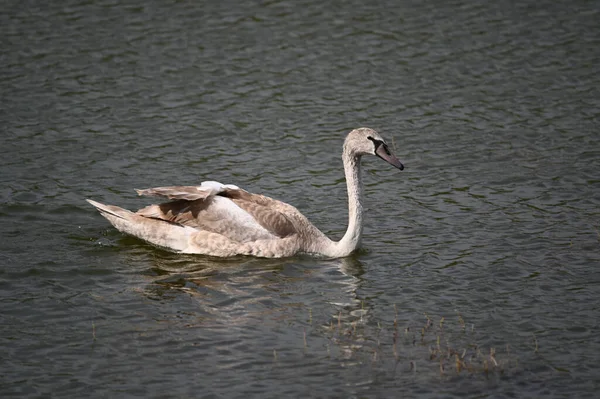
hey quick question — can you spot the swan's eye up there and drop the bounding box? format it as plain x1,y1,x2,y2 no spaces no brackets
367,136,383,151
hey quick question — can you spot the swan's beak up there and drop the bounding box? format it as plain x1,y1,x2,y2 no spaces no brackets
376,144,404,170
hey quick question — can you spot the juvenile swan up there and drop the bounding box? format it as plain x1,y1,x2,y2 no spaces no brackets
87,128,404,258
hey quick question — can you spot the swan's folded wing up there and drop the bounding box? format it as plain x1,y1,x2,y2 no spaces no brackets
220,188,299,238
136,181,240,201
135,183,299,240
135,186,212,201
135,196,279,243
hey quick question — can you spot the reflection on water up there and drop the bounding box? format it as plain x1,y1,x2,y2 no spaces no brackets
137,252,516,382
140,252,368,329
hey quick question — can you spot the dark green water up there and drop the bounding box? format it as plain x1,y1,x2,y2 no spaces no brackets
1,0,599,397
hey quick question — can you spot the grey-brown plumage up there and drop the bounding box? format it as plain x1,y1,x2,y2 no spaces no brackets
87,128,404,258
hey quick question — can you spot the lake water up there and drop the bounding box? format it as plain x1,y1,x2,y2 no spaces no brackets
1,0,599,397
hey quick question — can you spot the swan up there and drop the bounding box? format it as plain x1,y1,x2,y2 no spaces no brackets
86,127,404,258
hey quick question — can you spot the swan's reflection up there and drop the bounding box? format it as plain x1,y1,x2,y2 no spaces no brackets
132,250,387,364
142,253,287,303
139,251,372,328
337,254,365,278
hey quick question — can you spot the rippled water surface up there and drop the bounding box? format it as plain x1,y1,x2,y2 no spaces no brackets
2,0,599,397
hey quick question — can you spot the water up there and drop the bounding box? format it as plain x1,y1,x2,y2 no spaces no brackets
1,0,599,397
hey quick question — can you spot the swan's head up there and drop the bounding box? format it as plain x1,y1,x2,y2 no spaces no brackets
344,128,404,170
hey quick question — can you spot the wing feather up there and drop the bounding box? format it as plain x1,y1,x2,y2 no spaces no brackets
135,181,240,201
135,186,212,201
134,183,302,242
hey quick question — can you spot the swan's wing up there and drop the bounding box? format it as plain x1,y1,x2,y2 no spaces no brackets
135,181,240,201
135,186,209,201
135,182,298,241
220,188,300,238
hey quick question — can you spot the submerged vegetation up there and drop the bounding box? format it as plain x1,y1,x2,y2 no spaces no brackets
316,307,519,378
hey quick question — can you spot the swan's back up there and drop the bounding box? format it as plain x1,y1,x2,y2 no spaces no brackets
136,186,301,242
87,181,328,257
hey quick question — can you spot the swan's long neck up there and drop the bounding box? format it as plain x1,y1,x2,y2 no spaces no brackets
329,150,364,257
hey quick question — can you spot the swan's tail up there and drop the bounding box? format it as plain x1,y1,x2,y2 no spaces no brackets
86,199,194,252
